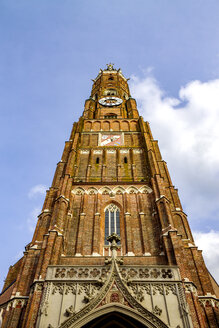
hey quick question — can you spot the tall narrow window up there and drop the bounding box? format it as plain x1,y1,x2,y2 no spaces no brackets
124,157,128,164
104,204,120,245
96,157,99,164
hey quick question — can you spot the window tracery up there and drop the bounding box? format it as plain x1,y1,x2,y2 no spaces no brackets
104,204,120,245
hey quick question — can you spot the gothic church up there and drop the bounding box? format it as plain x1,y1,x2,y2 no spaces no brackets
0,64,218,327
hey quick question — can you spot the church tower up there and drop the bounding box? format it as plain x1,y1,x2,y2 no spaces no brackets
0,64,218,328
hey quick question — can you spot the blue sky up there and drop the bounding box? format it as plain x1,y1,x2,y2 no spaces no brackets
1,0,219,289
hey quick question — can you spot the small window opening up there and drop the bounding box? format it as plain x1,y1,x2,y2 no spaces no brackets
125,102,128,118
104,88,117,96
109,77,114,81
124,157,128,164
96,157,100,164
104,114,117,119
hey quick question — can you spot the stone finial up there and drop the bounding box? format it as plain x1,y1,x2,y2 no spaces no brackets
106,63,115,71
107,233,121,251
105,233,123,264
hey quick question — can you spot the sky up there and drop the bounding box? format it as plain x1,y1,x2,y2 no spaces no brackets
0,0,219,290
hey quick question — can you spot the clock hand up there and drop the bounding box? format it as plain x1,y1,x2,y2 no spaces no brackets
101,138,112,146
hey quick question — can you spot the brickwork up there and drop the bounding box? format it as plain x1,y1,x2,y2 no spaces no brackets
0,65,218,327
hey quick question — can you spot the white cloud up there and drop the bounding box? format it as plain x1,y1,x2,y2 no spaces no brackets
14,250,24,260
130,74,219,224
194,230,219,282
130,73,219,282
27,207,41,232
28,184,47,199
26,185,47,233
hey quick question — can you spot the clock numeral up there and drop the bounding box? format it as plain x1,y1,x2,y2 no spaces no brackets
99,97,123,107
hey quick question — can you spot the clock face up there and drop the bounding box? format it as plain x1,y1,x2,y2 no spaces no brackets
99,96,123,107
100,134,122,146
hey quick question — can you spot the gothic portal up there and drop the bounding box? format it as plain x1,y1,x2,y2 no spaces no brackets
0,64,218,327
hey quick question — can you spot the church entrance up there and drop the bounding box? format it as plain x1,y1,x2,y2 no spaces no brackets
82,311,147,328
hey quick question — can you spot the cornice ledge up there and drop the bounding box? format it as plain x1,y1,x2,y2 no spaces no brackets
0,296,29,309
57,160,66,165
155,195,170,203
29,244,41,250
183,279,198,295
199,294,219,307
187,243,197,249
161,225,177,236
38,209,52,217
48,227,63,236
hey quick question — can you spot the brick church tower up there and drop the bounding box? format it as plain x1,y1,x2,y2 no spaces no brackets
0,64,218,327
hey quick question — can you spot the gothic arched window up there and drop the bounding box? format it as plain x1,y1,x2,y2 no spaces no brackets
104,204,120,245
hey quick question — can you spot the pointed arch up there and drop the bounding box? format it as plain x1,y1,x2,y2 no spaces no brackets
99,186,112,195
112,186,125,195
126,186,139,194
72,187,85,195
139,186,153,194
70,303,168,328
87,187,98,195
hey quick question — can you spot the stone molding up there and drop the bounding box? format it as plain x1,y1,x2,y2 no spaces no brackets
37,233,192,328
47,266,110,281
38,263,192,328
2,297,29,311
199,295,219,308
183,281,198,296
71,303,166,328
119,266,180,281
57,261,169,328
46,265,180,282
37,235,192,328
71,185,152,196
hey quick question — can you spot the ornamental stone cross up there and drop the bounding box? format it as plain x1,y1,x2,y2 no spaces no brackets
107,233,121,259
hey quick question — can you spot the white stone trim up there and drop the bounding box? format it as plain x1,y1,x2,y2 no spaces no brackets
71,185,153,195
126,252,135,256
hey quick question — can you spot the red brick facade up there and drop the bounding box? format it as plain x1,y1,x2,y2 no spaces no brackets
0,65,218,327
